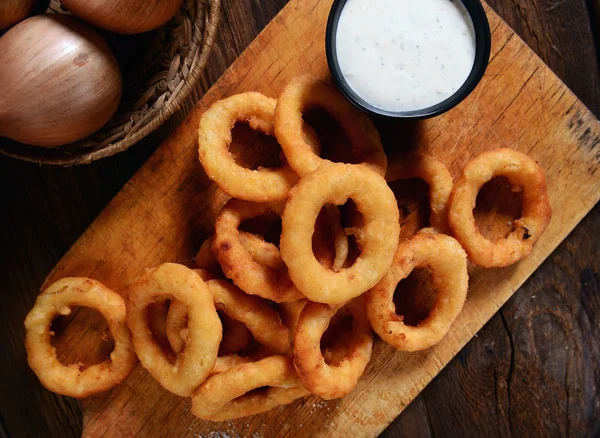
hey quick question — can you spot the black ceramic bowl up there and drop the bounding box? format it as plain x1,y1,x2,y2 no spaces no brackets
326,0,492,119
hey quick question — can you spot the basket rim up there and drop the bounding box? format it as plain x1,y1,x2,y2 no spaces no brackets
0,0,222,166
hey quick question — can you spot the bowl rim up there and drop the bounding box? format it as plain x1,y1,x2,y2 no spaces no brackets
325,0,492,120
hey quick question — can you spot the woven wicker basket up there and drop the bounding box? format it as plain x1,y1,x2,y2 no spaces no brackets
0,0,221,165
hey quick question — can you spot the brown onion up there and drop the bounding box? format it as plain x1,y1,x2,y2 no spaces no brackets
0,0,37,31
0,14,122,147
60,0,185,34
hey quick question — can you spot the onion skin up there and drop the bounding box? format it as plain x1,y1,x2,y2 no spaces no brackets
0,14,122,147
0,0,37,31
60,0,185,34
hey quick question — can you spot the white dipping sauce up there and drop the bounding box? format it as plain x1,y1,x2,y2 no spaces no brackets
336,0,476,112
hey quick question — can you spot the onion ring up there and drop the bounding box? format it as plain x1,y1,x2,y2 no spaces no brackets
165,304,252,357
210,279,290,354
198,92,300,202
448,148,552,267
195,233,283,273
165,268,218,355
218,314,254,356
366,232,468,351
281,163,400,304
194,237,222,273
193,268,218,282
216,203,347,273
274,75,387,177
293,297,373,399
127,263,221,396
325,205,349,272
396,198,424,242
191,355,309,421
24,277,137,398
166,279,290,356
210,355,252,376
146,299,172,355
278,299,308,352
239,231,284,270
386,152,453,233
213,199,304,302
312,205,350,271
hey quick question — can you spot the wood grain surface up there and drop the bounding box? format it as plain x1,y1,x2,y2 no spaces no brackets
16,0,600,436
1,0,599,437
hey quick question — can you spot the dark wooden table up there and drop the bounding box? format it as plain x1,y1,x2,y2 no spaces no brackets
1,1,599,437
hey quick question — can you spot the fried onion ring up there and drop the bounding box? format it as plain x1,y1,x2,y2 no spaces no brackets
202,319,253,357
448,148,552,267
210,355,251,376
146,299,172,355
281,163,400,304
166,279,290,356
325,204,349,272
396,198,424,242
312,205,350,271
165,268,217,355
293,297,373,399
366,233,468,351
191,355,309,421
167,309,253,372
278,299,308,351
386,152,453,233
193,268,218,282
213,199,304,302
127,263,221,396
24,278,137,398
198,92,299,202
194,237,221,273
210,279,289,354
195,233,283,273
239,231,284,270
274,75,387,177
218,314,254,356
166,304,252,357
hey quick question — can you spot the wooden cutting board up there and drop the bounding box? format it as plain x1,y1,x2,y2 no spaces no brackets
43,0,600,436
